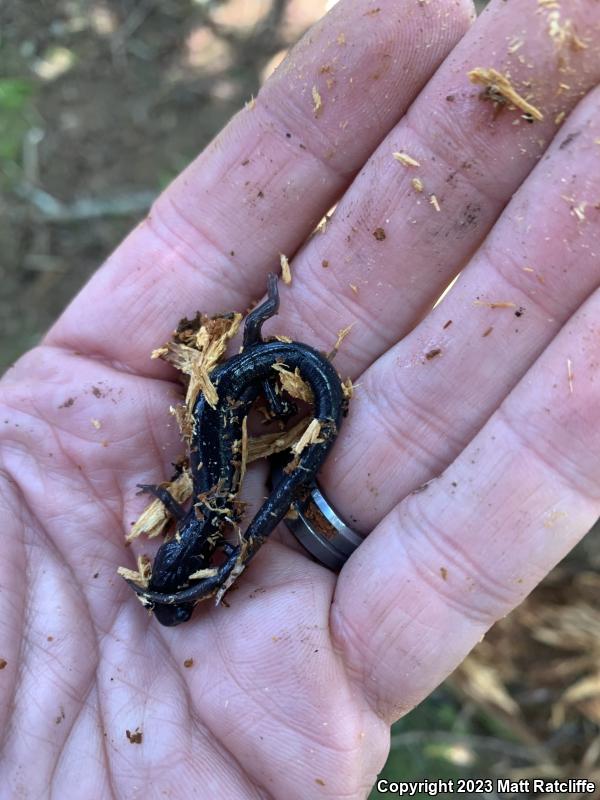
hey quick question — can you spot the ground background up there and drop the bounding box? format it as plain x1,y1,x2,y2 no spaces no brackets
2,1,600,798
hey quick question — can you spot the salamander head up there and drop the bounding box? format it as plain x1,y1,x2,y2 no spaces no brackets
153,602,194,627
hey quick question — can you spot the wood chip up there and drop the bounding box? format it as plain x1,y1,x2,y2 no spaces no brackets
429,194,441,212
292,418,323,455
239,415,248,486
555,110,566,125
312,86,323,117
392,151,421,167
468,67,544,121
91,418,101,429
507,37,525,54
567,357,574,394
247,418,311,462
187,566,220,580
272,363,314,403
341,377,354,400
411,177,424,192
117,554,152,588
153,313,242,411
279,253,292,284
473,300,517,309
328,323,354,361
547,11,587,51
337,32,346,45
126,468,193,541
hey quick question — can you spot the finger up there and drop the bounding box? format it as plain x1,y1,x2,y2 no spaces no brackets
332,281,600,721
46,0,474,375
322,85,600,531
270,0,600,376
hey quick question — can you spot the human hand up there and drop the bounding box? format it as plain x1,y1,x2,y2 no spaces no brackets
2,0,600,796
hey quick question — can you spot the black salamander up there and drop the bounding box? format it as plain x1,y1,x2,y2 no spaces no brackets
124,274,345,626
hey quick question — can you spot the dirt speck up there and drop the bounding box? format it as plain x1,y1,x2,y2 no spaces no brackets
559,131,581,150
183,658,194,668
372,227,386,241
59,398,76,409
126,727,143,744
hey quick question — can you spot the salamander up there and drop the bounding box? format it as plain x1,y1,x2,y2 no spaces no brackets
124,274,345,626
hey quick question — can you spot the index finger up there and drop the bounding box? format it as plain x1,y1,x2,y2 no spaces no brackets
46,0,474,375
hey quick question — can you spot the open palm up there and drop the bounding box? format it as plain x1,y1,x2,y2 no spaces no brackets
3,0,600,796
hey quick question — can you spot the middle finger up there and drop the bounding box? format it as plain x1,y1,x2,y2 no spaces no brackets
275,0,600,377
325,84,600,531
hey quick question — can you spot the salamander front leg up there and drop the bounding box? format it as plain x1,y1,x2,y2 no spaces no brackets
137,483,186,521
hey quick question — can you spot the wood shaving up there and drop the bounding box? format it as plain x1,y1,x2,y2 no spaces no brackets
508,37,525,54
247,418,311,462
292,418,323,455
567,357,574,394
328,323,354,360
187,566,220,580
272,363,314,403
349,283,358,294
342,377,354,400
555,111,566,125
468,67,544,121
411,177,424,193
152,313,242,411
170,403,193,442
239,415,248,486
126,468,193,541
216,540,248,605
273,334,292,343
117,554,152,588
547,11,587,51
312,86,323,117
392,151,421,167
279,253,292,284
474,300,517,309
429,194,441,212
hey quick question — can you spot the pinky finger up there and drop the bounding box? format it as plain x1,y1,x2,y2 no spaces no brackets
332,288,600,721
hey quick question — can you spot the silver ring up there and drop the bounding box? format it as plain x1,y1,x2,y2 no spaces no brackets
271,465,363,571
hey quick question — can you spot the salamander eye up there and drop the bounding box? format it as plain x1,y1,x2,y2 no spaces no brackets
153,603,193,627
